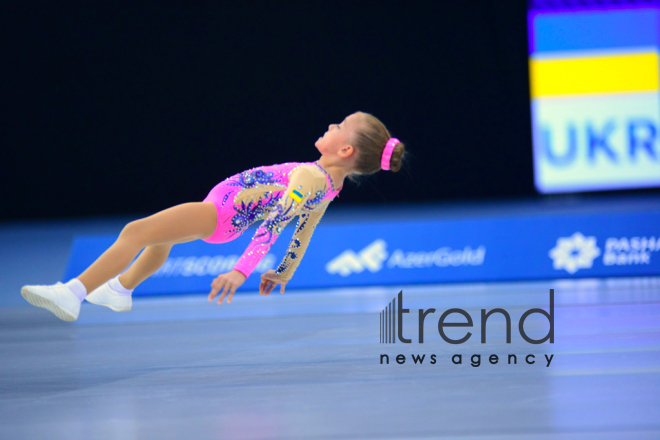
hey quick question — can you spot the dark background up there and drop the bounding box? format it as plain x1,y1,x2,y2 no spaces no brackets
3,0,543,221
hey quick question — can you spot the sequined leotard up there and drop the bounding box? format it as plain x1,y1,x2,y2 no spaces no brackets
202,161,342,281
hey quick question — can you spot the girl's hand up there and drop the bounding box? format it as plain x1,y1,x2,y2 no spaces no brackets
208,270,246,305
260,269,287,296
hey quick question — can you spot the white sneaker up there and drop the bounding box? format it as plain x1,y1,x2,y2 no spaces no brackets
86,281,132,312
21,282,81,322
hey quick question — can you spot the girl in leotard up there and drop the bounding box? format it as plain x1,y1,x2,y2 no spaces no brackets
21,111,407,322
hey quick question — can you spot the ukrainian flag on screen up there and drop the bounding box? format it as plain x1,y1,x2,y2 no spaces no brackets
528,4,660,194
529,8,660,98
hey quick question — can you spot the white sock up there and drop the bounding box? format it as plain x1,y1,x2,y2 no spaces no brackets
65,278,87,303
108,275,133,296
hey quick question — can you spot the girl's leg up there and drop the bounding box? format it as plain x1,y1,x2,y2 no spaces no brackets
76,202,217,293
118,243,173,290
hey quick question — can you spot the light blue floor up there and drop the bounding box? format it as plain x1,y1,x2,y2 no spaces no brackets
2,277,659,439
2,196,660,438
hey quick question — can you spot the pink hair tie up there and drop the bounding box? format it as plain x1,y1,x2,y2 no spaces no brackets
381,138,400,170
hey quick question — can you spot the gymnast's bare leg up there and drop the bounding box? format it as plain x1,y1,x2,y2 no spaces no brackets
76,202,218,293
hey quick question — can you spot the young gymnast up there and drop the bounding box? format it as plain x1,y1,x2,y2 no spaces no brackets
21,111,407,321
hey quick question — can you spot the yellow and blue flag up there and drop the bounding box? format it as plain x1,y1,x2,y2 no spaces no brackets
289,189,303,203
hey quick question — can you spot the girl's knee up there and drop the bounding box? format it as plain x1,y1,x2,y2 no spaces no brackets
119,220,149,245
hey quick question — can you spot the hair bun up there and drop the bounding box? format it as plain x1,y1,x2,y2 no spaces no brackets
388,140,405,173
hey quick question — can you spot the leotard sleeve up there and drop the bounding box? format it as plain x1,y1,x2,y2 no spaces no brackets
273,202,328,282
233,166,323,279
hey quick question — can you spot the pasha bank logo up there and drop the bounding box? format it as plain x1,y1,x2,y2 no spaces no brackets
549,232,601,274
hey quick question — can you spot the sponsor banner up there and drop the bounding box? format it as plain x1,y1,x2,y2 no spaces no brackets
63,209,660,296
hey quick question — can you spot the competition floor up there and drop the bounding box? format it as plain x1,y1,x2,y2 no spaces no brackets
1,277,659,439
1,196,659,439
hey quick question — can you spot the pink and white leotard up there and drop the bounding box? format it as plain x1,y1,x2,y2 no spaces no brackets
202,161,342,281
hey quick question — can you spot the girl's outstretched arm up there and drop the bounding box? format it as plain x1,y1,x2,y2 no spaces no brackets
232,166,323,280
272,203,329,282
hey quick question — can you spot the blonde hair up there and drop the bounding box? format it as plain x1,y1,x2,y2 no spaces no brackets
347,111,406,184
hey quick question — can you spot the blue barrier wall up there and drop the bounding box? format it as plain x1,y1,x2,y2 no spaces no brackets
63,209,660,296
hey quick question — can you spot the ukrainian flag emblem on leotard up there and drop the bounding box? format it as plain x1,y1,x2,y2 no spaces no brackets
289,189,303,203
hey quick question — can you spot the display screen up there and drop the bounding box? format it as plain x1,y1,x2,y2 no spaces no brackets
528,1,660,193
